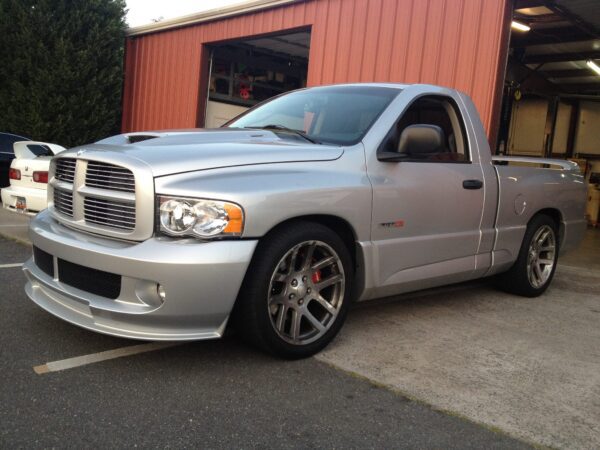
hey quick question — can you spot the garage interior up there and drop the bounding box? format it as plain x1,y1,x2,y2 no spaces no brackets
499,0,600,224
204,29,310,128
500,0,599,158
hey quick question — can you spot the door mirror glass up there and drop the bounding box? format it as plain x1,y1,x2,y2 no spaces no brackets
377,95,469,163
378,124,446,162
397,124,445,157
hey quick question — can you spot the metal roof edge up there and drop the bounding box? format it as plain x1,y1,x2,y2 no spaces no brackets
126,0,301,37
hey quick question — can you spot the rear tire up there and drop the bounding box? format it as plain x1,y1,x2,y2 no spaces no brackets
233,221,353,359
497,214,559,297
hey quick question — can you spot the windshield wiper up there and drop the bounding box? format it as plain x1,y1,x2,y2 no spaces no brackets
245,124,321,144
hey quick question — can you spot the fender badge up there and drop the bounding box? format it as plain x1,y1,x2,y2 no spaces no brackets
380,220,405,228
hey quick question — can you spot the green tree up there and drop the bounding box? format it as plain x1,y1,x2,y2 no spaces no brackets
0,0,126,147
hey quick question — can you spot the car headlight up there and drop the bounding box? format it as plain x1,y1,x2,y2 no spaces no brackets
158,196,244,238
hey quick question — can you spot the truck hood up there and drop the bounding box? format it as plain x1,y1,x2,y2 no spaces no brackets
61,129,344,177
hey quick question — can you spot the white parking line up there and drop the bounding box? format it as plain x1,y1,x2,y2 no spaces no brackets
0,263,23,269
33,342,181,374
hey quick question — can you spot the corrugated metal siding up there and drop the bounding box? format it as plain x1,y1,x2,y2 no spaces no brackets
122,0,510,138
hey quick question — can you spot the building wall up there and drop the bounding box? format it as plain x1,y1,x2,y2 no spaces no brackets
122,0,511,141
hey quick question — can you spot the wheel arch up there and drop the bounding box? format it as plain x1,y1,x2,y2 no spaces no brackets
261,214,357,261
530,207,563,245
257,214,364,301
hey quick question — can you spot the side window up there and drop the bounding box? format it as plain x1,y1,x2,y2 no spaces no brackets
381,96,469,162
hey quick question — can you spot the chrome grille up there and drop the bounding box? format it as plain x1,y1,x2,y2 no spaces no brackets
84,197,136,231
50,155,153,241
55,158,76,183
53,189,73,217
86,161,135,193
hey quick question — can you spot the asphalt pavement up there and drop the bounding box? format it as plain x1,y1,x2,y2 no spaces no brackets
0,206,31,243
0,236,528,449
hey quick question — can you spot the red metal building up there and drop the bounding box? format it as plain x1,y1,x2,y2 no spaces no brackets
122,0,512,144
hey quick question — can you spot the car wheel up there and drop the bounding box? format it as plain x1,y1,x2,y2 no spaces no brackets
233,221,353,359
498,214,559,297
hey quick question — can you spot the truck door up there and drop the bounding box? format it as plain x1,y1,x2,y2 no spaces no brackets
365,94,487,296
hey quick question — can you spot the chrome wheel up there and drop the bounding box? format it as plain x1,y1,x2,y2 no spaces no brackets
527,225,556,289
268,240,345,345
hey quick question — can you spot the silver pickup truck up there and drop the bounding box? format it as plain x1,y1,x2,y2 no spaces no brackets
24,84,586,358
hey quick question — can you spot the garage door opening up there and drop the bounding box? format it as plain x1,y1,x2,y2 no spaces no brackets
496,1,600,161
204,29,311,128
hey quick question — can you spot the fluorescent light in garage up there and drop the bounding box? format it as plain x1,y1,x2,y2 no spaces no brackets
587,60,600,76
511,21,531,32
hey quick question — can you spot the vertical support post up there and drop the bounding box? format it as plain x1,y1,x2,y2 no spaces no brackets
545,96,559,158
566,100,579,159
495,84,514,155
228,61,234,98
487,0,514,151
196,45,212,128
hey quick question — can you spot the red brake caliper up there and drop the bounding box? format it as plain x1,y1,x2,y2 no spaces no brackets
311,270,322,284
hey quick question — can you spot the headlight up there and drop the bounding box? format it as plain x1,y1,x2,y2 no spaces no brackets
158,196,244,238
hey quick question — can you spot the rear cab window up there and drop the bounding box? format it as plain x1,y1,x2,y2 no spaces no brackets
26,144,53,157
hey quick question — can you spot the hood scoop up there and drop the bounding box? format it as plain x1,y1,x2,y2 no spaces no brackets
97,129,278,147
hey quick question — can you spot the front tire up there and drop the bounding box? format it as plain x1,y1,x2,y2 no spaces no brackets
233,221,353,359
498,214,559,297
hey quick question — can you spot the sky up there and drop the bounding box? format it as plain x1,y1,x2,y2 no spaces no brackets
126,0,253,28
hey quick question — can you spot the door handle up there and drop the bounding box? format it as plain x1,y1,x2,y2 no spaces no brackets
463,179,483,190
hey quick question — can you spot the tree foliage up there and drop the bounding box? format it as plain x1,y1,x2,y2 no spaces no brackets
0,0,127,147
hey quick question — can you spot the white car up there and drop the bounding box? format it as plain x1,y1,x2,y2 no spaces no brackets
1,141,65,214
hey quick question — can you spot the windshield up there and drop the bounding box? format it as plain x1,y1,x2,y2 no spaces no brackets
226,86,400,145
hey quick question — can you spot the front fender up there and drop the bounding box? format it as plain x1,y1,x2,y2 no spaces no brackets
154,145,372,241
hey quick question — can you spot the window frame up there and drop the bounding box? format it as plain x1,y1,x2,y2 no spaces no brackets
376,94,472,164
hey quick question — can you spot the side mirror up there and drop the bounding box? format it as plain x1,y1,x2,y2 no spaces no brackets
378,124,445,162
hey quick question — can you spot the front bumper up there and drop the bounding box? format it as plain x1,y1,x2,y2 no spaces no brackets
24,210,258,340
1,185,47,214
